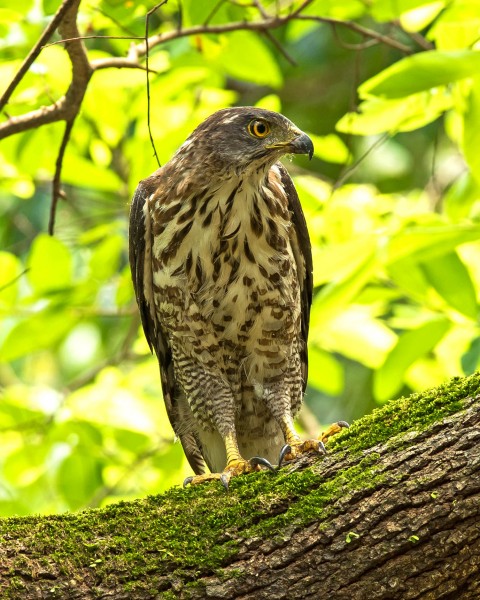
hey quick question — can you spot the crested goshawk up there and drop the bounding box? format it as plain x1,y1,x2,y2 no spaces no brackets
129,107,343,487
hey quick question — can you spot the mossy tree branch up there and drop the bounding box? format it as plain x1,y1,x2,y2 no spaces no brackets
1,373,480,599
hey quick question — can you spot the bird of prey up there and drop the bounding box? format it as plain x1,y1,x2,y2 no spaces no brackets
129,107,342,488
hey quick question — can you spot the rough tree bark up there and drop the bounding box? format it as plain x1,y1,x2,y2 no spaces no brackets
1,373,479,599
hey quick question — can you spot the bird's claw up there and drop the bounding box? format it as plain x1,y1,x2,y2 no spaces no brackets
278,439,326,469
277,421,349,469
319,420,350,443
183,455,275,491
250,456,276,472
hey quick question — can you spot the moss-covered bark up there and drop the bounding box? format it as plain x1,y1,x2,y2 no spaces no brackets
1,373,480,599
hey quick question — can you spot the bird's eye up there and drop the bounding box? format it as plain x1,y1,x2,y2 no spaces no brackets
248,119,271,138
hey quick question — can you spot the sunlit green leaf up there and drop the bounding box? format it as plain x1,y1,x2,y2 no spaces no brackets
360,51,480,99
310,242,379,327
461,337,480,375
374,318,450,402
387,224,480,265
400,2,445,32
308,133,350,164
27,234,73,295
217,31,282,88
62,153,124,192
421,252,478,319
371,0,439,21
3,445,48,487
0,252,22,307
307,345,344,396
462,76,480,184
89,235,125,281
0,310,78,361
337,90,453,134
57,450,103,510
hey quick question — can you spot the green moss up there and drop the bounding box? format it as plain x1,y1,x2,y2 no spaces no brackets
0,372,478,594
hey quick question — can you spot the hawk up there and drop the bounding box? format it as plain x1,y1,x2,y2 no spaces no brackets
129,107,342,488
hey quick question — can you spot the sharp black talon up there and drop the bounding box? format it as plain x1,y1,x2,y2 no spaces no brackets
183,476,194,487
220,473,230,492
250,456,276,472
337,420,350,428
278,444,292,469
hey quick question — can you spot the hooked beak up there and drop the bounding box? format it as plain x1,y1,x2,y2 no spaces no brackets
266,131,314,160
289,131,314,160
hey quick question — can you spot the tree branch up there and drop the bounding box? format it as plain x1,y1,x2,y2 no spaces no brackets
0,374,479,598
0,0,78,113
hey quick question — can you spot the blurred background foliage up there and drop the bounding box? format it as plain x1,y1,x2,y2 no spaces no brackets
1,0,480,516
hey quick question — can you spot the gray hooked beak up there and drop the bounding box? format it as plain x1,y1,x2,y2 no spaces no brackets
289,132,314,160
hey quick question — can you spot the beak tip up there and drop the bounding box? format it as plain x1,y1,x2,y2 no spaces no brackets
291,132,314,160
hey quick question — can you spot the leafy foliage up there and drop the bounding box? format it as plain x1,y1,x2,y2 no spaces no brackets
1,0,480,516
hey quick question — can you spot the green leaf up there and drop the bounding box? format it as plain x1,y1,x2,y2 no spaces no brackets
461,337,480,375
27,234,72,295
371,0,437,21
89,234,125,281
310,241,379,327
307,346,344,396
62,153,123,192
388,255,430,303
337,90,453,135
374,317,450,402
313,236,378,287
57,450,103,510
421,252,478,319
462,75,480,184
0,310,78,361
308,133,350,164
218,31,282,88
360,51,480,99
387,223,480,265
3,445,48,487
0,252,22,307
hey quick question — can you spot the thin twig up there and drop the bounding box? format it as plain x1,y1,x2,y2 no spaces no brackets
43,35,144,48
0,0,77,112
333,133,390,190
296,15,413,54
0,269,29,294
262,29,297,66
49,118,75,235
146,2,168,169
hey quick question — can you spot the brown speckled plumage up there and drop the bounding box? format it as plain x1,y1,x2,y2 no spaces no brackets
129,107,313,477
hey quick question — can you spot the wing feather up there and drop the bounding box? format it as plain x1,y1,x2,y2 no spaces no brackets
129,180,206,475
275,163,313,391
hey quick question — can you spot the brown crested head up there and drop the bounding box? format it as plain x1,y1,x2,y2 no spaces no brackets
172,107,314,178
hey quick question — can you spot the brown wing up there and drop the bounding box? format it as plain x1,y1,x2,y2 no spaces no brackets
129,179,206,475
275,163,313,392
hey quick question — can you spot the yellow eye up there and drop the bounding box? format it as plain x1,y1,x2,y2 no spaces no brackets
248,119,271,138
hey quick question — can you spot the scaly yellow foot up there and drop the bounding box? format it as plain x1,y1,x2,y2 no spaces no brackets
183,456,275,491
320,420,350,444
278,421,349,468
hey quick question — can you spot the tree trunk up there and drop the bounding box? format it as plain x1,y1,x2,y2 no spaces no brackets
1,374,479,599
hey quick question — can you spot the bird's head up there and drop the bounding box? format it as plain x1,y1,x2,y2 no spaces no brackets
176,107,314,178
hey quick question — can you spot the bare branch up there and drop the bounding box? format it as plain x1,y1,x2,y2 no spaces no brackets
0,0,92,141
49,118,75,235
0,0,78,113
295,15,413,54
